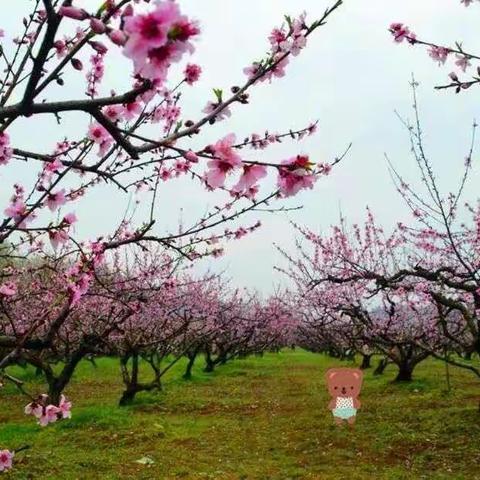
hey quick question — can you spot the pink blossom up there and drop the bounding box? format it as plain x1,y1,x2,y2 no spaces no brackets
390,23,413,43
0,450,13,472
205,134,243,188
90,241,106,266
455,54,471,72
243,184,260,200
123,2,179,58
63,212,77,225
0,30,4,39
211,247,224,258
102,104,124,123
233,164,267,193
53,39,67,58
174,161,189,175
123,2,198,82
202,101,231,122
49,230,69,250
280,35,307,56
25,401,43,418
0,281,17,297
39,405,60,426
46,189,67,211
277,155,316,197
428,46,449,65
45,157,63,174
136,42,185,81
123,101,142,121
87,123,113,156
68,272,93,306
59,395,72,419
4,199,27,222
318,163,332,175
184,63,202,85
269,28,287,47
244,62,263,80
268,56,289,80
0,132,12,166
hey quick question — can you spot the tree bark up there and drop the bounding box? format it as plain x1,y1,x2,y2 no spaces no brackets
360,354,372,370
373,357,389,375
394,361,414,382
183,352,197,380
204,349,215,373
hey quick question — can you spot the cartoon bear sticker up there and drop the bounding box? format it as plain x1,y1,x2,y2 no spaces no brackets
325,368,363,426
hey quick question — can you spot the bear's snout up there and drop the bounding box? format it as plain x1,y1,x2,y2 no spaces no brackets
341,387,347,394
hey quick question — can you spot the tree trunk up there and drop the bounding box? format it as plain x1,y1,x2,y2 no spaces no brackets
183,352,197,380
360,354,372,370
119,352,140,406
119,387,138,406
47,385,62,406
373,357,388,376
204,349,214,373
47,347,89,405
394,361,414,382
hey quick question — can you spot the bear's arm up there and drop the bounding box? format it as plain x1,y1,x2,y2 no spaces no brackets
353,398,361,409
328,399,336,410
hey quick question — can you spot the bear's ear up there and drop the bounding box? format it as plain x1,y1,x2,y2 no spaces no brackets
351,369,364,381
325,368,339,381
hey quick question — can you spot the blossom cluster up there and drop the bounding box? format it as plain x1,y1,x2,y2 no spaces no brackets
203,134,319,198
0,132,12,166
24,395,72,427
244,13,309,83
60,1,199,87
389,16,475,89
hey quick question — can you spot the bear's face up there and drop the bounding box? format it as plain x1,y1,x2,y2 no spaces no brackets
325,368,363,398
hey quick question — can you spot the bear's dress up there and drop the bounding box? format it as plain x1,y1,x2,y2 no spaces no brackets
333,396,356,419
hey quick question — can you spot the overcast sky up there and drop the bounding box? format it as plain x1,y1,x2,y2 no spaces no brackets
3,0,480,293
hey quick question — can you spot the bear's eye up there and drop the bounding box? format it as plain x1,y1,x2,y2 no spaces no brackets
351,386,354,390
334,386,337,390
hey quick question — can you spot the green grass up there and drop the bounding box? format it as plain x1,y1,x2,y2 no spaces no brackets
0,351,479,479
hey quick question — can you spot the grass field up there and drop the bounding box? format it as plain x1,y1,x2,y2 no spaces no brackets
0,350,479,479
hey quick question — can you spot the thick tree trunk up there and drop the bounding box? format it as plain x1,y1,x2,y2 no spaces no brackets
360,354,372,370
373,357,389,376
47,385,62,406
394,362,414,382
119,387,138,406
47,348,88,405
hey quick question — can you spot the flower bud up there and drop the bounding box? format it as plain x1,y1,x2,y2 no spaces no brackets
71,58,83,71
58,6,89,21
90,18,107,34
108,29,127,46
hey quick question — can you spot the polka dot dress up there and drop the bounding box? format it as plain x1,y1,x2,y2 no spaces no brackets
335,397,354,409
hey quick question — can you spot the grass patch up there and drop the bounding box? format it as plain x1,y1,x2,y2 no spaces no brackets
0,350,479,479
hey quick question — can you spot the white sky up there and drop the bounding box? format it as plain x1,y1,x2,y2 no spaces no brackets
2,0,480,293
